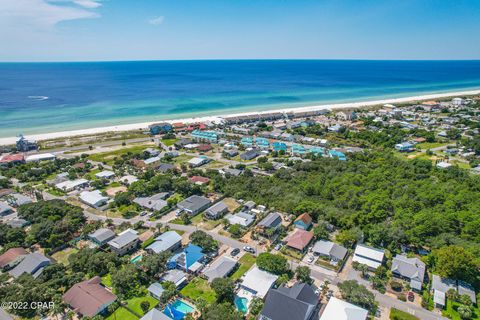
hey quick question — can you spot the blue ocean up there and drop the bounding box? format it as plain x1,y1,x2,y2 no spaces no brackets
1,60,480,137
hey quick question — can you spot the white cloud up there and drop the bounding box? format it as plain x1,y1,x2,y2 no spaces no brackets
0,0,99,30
73,0,102,9
148,16,164,26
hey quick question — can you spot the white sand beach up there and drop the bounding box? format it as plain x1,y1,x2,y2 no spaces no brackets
1,89,479,146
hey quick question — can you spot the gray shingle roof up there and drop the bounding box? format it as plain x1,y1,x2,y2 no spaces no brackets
261,283,318,320
258,212,282,229
9,252,50,278
203,256,237,282
391,255,425,284
108,229,138,249
89,228,116,244
146,231,182,254
177,195,211,214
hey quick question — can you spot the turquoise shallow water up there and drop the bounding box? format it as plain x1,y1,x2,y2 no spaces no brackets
1,60,480,137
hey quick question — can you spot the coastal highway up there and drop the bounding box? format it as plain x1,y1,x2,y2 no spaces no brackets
82,209,446,320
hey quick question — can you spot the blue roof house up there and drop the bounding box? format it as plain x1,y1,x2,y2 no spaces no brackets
310,147,325,157
291,144,307,155
273,141,287,152
149,123,173,135
241,137,254,147
329,150,347,161
191,130,218,142
255,137,270,149
167,244,205,273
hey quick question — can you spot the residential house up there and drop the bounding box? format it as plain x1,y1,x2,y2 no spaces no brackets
107,229,140,256
144,148,160,157
16,135,37,152
336,111,357,121
240,149,260,161
146,231,182,254
225,211,255,227
293,213,312,230
260,282,319,320
329,150,347,161
158,163,175,173
25,153,56,162
273,141,287,152
188,157,210,168
88,228,116,246
191,130,218,143
149,122,173,135
95,170,115,180
284,229,314,252
161,269,188,288
133,193,169,212
319,297,368,320
56,178,89,192
6,218,29,228
141,308,172,320
177,195,212,216
188,176,210,185
395,142,415,152
147,282,165,300
0,201,14,216
80,190,109,208
222,168,242,176
0,247,27,270
327,124,343,133
0,153,25,166
203,255,238,282
238,266,279,299
312,240,348,263
431,275,477,308
7,193,32,207
119,175,138,185
257,212,282,234
352,244,385,270
63,277,117,318
391,255,426,291
144,156,162,168
204,201,229,219
167,244,205,273
9,252,50,279
197,144,213,153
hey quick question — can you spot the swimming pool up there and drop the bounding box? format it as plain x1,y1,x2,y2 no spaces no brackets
164,299,194,320
130,255,142,263
234,296,249,313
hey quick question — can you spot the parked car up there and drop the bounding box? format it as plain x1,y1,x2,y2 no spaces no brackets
231,248,240,257
407,292,414,302
243,246,255,254
307,255,315,263
274,243,282,251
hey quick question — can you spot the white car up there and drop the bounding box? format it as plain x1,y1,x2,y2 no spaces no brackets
307,256,315,263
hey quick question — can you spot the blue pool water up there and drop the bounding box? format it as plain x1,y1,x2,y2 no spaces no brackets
130,255,142,263
1,60,480,137
234,295,249,313
164,299,194,320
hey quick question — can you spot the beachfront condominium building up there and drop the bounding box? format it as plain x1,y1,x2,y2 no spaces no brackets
16,135,38,152
149,122,173,135
191,130,218,143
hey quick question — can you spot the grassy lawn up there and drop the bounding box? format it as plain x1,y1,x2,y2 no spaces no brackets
230,254,256,281
126,295,158,316
191,214,223,230
106,307,139,320
223,197,240,212
162,138,178,146
442,300,480,320
173,154,194,164
416,142,449,150
390,308,419,320
51,247,78,266
89,144,153,165
204,160,228,169
280,247,304,261
101,273,112,287
179,277,216,304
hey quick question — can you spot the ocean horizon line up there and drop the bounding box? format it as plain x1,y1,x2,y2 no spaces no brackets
2,58,480,64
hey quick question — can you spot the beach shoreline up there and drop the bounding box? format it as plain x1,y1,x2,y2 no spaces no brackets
1,89,479,146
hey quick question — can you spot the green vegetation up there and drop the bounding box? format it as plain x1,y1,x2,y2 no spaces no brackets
180,277,216,304
125,295,158,316
51,247,78,266
442,299,480,320
215,152,480,274
390,308,420,320
230,253,256,280
106,307,138,320
338,280,377,314
88,144,154,165
256,252,289,275
189,230,218,253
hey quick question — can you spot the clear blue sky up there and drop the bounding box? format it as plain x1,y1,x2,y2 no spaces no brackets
1,0,479,61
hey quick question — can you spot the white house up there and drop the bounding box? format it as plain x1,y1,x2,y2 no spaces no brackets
352,244,385,270
239,266,278,299
80,190,109,208
320,297,368,320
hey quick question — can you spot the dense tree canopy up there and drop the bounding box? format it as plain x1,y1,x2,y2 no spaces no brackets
256,253,289,275
338,280,377,314
215,152,480,262
189,230,218,253
18,200,85,248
